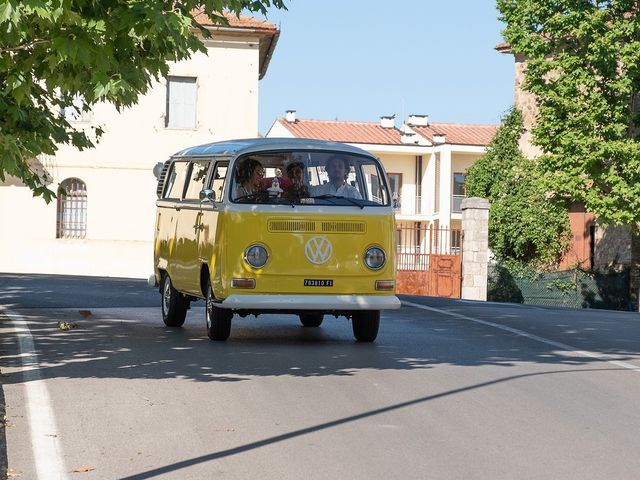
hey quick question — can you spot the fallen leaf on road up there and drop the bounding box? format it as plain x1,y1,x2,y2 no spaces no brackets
78,310,92,318
5,468,22,477
72,465,95,473
57,321,78,331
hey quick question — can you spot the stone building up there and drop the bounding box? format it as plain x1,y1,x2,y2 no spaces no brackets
496,42,640,309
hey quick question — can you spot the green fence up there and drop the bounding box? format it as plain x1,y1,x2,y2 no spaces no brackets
488,264,631,310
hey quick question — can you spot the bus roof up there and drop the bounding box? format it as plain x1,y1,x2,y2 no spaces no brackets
172,137,376,159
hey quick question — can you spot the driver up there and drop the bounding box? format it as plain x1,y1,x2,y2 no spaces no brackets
310,155,362,199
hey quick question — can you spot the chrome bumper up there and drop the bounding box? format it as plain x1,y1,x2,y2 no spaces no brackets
218,294,401,311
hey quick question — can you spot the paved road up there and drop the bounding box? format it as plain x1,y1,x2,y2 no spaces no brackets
1,274,640,479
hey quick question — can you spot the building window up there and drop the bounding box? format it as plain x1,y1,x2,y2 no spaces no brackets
56,178,87,239
452,172,466,213
165,76,197,129
388,173,402,210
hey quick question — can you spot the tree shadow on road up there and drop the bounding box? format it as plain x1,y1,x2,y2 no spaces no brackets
1,297,639,387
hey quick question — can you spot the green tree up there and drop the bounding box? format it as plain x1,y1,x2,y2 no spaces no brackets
496,0,640,226
0,0,286,201
466,108,570,268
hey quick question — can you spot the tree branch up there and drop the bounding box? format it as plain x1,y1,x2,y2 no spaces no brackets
0,39,49,54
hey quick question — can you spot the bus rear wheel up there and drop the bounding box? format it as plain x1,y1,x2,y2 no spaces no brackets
206,280,232,341
299,313,324,327
352,311,380,342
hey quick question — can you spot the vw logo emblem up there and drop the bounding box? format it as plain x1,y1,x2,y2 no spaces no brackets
304,236,333,265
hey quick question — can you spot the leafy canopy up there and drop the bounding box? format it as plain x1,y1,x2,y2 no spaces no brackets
0,0,286,201
496,0,640,226
466,108,570,268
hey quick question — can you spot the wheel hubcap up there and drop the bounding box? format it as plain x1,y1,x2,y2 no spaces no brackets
162,279,171,314
206,289,212,328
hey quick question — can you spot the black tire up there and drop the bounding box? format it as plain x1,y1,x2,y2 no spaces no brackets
352,310,380,342
206,280,232,341
161,273,188,327
299,313,324,327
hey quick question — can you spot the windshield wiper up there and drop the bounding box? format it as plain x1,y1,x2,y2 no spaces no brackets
233,191,269,203
312,194,365,209
235,191,296,208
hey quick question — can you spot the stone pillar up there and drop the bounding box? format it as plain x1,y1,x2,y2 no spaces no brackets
461,197,490,301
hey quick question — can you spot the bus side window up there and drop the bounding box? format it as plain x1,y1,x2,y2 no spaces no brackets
210,163,229,202
165,161,190,199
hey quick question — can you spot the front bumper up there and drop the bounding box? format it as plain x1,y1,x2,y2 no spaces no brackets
217,294,401,311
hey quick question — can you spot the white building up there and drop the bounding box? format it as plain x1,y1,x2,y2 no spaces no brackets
267,111,497,231
0,15,279,279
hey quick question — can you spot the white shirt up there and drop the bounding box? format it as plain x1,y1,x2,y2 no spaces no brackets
310,182,362,199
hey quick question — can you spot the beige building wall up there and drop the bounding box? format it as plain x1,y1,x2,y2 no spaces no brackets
0,35,262,279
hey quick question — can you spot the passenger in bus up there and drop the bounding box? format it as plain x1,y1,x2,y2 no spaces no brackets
311,155,362,199
234,157,265,198
284,161,309,198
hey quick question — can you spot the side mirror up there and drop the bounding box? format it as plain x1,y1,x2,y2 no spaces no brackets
199,189,216,202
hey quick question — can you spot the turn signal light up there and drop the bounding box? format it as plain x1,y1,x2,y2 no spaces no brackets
232,278,256,289
375,280,395,291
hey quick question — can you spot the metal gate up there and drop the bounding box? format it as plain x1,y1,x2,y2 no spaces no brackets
396,224,462,298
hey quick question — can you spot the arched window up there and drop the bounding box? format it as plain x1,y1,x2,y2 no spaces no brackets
56,178,87,238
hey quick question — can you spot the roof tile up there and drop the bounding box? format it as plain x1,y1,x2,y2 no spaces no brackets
278,118,403,145
277,118,497,146
191,10,277,31
411,123,498,146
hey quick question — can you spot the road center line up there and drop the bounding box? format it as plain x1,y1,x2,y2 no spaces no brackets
3,310,68,480
401,300,640,372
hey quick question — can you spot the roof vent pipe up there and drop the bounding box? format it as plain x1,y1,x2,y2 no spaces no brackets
380,115,395,129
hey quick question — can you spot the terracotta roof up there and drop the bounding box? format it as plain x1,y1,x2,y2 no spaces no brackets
191,10,278,32
277,118,403,145
495,41,512,53
411,123,498,146
190,10,279,79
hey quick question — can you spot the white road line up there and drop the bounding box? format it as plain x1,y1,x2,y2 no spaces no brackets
402,300,640,373
4,310,68,480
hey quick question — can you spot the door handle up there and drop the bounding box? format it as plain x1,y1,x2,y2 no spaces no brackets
193,224,204,231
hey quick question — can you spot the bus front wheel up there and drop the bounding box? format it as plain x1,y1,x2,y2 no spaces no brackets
352,311,380,342
206,280,232,341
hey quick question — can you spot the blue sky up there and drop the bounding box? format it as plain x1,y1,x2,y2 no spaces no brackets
257,0,515,135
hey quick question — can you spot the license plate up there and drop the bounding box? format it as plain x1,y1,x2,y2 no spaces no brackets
303,279,333,287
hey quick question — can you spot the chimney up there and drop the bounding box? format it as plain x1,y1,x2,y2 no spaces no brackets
285,110,296,122
401,132,418,144
380,114,395,129
407,114,429,126
432,133,446,144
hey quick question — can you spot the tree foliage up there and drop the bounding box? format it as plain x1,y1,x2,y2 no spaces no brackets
496,0,640,227
0,0,286,201
466,108,570,268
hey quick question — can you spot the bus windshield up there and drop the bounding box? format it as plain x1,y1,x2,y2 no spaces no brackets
231,151,390,207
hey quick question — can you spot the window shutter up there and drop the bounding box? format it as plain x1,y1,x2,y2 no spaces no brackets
167,77,197,129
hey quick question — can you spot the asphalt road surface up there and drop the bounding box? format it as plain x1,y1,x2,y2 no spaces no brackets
1,274,640,479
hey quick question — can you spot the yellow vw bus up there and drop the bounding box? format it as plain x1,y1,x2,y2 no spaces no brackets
153,138,400,342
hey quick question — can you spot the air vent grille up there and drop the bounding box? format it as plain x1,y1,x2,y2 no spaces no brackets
269,220,316,232
321,222,366,234
156,160,171,198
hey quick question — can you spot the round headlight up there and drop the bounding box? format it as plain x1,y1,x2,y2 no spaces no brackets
364,247,386,270
244,244,269,268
